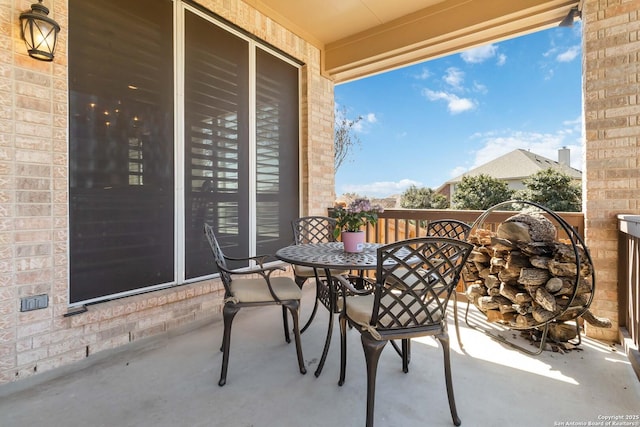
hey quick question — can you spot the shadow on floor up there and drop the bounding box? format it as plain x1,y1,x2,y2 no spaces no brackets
1,289,638,427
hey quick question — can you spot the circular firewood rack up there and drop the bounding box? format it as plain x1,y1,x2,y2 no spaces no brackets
463,200,595,355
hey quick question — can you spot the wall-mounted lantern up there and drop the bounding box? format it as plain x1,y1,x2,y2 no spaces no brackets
19,0,60,61
559,6,581,27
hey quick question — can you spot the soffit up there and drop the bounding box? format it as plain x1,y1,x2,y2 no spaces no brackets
246,0,446,45
250,0,580,83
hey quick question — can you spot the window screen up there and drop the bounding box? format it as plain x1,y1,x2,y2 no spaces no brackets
69,0,175,303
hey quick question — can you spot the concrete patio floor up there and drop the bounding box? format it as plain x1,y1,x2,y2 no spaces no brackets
1,286,639,427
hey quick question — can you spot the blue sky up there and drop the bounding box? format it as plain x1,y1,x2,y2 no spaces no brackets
334,23,583,198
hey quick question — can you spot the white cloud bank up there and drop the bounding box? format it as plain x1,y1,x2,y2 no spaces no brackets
450,117,584,178
557,45,581,62
443,67,465,89
423,89,476,114
422,66,480,114
338,117,584,199
339,179,422,198
461,44,506,65
414,67,431,80
351,112,378,133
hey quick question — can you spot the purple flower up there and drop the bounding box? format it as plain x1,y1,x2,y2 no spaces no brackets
333,198,384,238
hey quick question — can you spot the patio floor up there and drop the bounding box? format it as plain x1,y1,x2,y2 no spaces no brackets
1,286,639,427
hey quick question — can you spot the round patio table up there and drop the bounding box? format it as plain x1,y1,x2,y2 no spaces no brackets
276,242,382,377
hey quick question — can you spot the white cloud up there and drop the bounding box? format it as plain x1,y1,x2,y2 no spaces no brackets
451,122,585,177
461,44,499,63
473,81,488,94
423,90,447,101
544,68,555,81
449,166,467,178
423,89,476,114
443,67,464,90
414,68,431,80
448,97,476,114
352,112,378,132
340,179,422,198
563,116,582,130
557,45,581,62
471,132,563,168
497,54,507,66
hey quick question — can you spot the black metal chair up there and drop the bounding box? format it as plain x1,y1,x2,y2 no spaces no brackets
291,216,348,332
337,237,473,427
388,219,472,364
427,219,471,240
204,223,306,386
427,220,472,348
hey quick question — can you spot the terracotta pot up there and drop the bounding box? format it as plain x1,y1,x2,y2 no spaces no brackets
341,231,365,253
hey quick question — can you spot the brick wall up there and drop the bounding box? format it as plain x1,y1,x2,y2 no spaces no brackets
583,0,639,341
306,60,337,215
1,0,72,383
0,0,335,385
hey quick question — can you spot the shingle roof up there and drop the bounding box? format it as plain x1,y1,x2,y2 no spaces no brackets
444,149,582,184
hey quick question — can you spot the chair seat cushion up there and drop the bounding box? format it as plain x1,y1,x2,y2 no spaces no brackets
345,293,442,332
231,276,302,303
386,264,449,291
345,294,376,326
293,265,348,278
386,266,427,288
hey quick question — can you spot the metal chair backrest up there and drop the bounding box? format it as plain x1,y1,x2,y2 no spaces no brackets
204,223,232,293
292,216,338,244
371,237,473,332
426,219,471,240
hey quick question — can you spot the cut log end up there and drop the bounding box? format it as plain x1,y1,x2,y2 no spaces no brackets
581,309,612,328
548,323,578,342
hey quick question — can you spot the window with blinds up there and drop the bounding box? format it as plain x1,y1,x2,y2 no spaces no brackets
69,1,300,304
183,11,250,279
255,48,300,256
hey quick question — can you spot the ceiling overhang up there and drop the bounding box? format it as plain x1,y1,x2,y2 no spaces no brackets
250,0,580,83
324,0,580,82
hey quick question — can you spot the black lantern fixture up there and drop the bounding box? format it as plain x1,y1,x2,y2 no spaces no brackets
19,0,60,61
559,6,581,27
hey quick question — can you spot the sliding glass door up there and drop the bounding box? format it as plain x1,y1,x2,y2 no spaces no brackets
69,1,300,304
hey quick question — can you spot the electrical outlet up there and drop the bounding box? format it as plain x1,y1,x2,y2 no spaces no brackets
20,295,49,312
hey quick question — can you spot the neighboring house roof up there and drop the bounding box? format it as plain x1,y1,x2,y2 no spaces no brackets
441,149,582,188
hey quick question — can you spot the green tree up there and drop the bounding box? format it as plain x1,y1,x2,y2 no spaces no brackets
514,168,582,212
400,185,449,209
334,106,363,171
451,174,513,210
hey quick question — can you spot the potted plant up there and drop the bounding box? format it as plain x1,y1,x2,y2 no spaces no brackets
333,198,384,252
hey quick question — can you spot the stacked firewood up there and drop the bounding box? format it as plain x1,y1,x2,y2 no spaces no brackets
464,212,610,342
